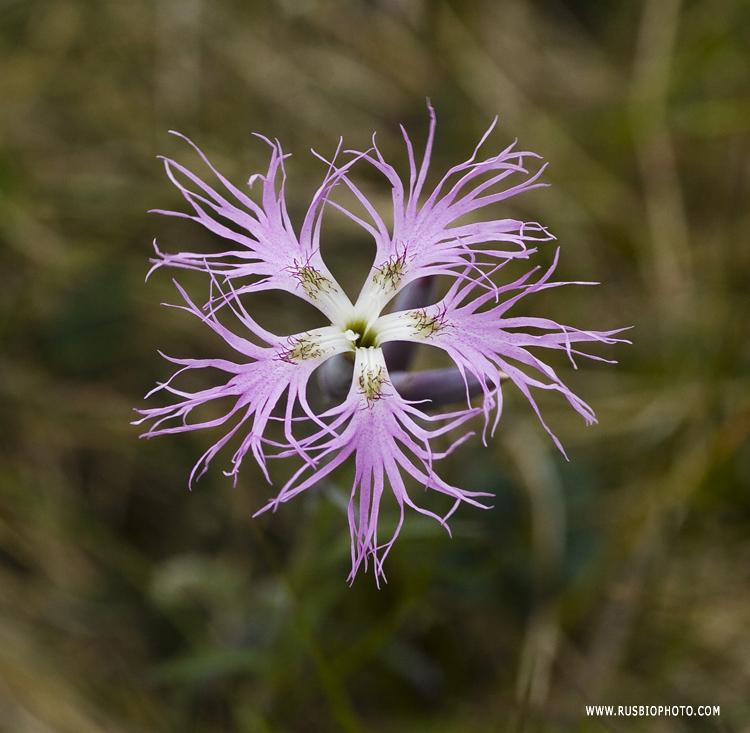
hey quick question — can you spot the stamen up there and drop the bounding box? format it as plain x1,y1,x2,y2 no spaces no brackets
365,305,451,346
285,257,355,327
371,249,408,294
356,347,388,403
277,333,325,364
412,307,447,337
293,264,334,299
276,327,354,364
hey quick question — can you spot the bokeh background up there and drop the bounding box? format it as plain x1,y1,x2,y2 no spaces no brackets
1,0,749,730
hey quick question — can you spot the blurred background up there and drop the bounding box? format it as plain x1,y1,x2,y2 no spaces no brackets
1,0,749,730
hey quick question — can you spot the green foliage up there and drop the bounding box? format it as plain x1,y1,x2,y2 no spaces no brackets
1,0,749,730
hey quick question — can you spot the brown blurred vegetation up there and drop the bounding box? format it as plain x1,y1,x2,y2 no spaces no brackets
1,0,749,731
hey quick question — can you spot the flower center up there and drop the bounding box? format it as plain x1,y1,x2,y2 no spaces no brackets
343,318,379,349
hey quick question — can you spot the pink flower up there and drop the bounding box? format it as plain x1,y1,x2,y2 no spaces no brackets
135,104,628,584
